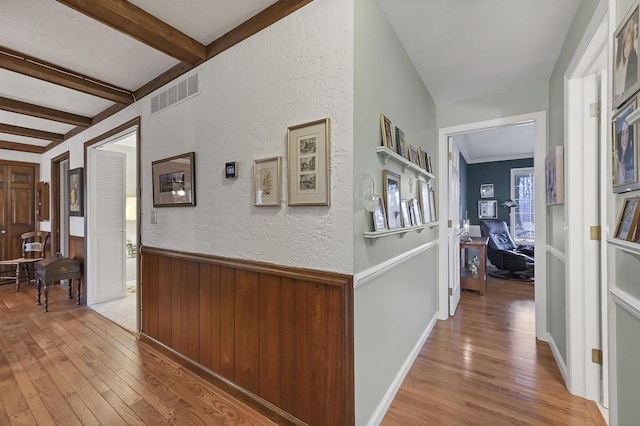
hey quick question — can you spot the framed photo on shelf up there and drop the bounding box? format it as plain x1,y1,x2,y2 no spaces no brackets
419,180,432,223
287,118,331,206
480,183,494,198
253,156,281,206
395,126,408,158
383,169,402,229
68,167,84,217
410,199,422,226
478,199,497,219
409,145,419,165
429,187,437,222
613,2,640,109
401,200,411,227
372,196,387,231
615,196,640,240
152,152,196,207
612,99,639,193
380,114,395,151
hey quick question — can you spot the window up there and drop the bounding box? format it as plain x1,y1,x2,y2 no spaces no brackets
510,167,534,243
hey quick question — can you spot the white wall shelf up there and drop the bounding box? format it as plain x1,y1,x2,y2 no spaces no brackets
376,146,435,180
364,222,438,243
607,238,640,260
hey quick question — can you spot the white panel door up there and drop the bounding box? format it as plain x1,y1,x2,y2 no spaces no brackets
448,138,461,315
88,149,126,305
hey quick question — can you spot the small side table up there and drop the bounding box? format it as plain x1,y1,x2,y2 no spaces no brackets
460,237,488,295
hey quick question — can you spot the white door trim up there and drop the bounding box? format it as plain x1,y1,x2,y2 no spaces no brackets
437,111,547,340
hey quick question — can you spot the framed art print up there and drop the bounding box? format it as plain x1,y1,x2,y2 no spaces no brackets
287,118,331,206
615,196,640,240
253,156,281,206
480,183,494,198
372,196,387,231
68,167,84,217
478,199,497,219
614,2,640,109
612,99,639,193
383,169,402,229
152,152,196,207
380,113,395,151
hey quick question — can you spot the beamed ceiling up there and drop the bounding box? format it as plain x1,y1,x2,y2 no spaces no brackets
0,0,311,154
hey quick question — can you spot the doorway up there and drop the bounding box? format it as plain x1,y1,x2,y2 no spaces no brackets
85,122,140,333
51,152,70,257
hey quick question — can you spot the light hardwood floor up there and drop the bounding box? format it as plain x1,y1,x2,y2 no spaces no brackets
382,277,607,426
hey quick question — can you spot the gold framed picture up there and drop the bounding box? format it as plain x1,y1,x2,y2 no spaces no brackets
615,196,640,240
253,156,281,206
380,113,395,151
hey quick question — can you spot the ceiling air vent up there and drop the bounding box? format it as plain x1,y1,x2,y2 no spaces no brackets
151,74,200,114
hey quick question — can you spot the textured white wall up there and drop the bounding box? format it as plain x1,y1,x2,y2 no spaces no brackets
39,0,354,273
0,150,41,164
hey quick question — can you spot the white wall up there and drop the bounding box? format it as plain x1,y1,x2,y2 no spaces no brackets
0,150,41,164
39,0,354,274
353,0,438,423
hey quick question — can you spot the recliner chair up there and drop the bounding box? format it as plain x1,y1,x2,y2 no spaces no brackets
479,220,534,280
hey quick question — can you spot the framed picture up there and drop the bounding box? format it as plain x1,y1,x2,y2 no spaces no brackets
401,200,411,227
612,99,639,192
409,145,419,164
418,180,432,223
416,146,425,169
395,126,408,158
68,167,84,217
410,199,422,226
615,196,640,240
383,169,402,229
253,156,281,206
380,114,395,151
614,2,640,109
372,196,387,231
287,118,331,206
429,187,437,222
152,152,196,207
545,146,564,204
480,183,494,198
478,199,497,219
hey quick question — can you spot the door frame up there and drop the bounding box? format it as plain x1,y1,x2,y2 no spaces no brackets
51,151,70,256
437,111,548,342
83,117,141,331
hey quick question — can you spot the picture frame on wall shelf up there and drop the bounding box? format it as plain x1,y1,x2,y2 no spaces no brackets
416,146,425,169
152,152,196,207
253,156,281,206
615,196,640,240
383,169,402,229
401,200,411,227
545,146,564,204
409,145,419,165
372,196,387,231
380,114,395,151
395,126,408,159
429,186,437,222
419,180,432,223
410,198,422,226
68,167,84,217
613,2,640,110
480,183,494,198
478,199,497,219
287,118,331,206
612,99,639,193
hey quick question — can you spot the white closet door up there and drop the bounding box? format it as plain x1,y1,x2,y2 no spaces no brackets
88,149,126,305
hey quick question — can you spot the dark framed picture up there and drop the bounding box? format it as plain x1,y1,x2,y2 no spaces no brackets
152,152,196,207
612,99,639,192
383,169,402,229
614,2,640,109
395,126,408,158
615,196,640,240
380,113,395,151
68,167,84,217
372,196,387,231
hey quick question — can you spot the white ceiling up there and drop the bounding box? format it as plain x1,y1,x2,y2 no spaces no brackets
452,122,535,164
0,0,580,158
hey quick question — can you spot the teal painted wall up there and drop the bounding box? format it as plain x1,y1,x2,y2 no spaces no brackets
465,158,533,225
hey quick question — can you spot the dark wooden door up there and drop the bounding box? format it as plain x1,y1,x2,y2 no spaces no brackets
0,161,38,262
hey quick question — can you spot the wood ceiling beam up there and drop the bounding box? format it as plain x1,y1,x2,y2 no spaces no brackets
0,123,64,142
0,47,132,104
56,0,206,64
0,140,46,154
207,0,313,58
0,96,92,127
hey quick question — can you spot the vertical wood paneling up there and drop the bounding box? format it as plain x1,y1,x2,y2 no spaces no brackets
234,270,259,393
219,266,235,380
68,236,85,304
210,265,221,373
258,274,281,406
141,253,151,334
171,258,182,352
140,247,353,426
147,253,160,339
158,256,172,345
199,263,212,370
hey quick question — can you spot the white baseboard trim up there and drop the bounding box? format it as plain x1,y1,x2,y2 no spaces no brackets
610,287,640,321
367,313,439,426
546,332,569,386
546,245,566,262
354,240,438,289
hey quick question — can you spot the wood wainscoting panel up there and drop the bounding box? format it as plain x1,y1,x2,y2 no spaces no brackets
68,235,85,303
140,246,354,426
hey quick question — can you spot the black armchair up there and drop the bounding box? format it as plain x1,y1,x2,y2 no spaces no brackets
479,220,534,280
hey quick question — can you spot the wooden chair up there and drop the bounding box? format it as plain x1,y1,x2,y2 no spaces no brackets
0,231,50,291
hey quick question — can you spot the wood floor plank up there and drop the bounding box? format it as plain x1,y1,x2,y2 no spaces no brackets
382,278,605,426
32,375,83,426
